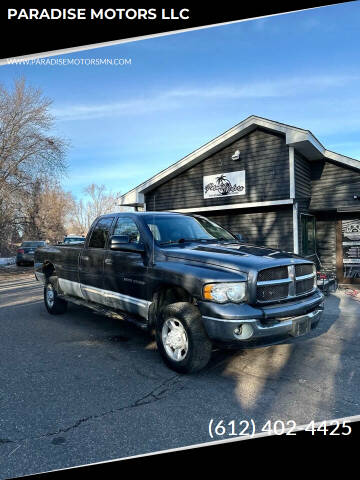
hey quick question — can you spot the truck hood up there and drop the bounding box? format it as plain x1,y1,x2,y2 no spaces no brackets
161,242,312,273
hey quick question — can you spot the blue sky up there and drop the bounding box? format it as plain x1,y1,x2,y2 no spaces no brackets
1,2,360,200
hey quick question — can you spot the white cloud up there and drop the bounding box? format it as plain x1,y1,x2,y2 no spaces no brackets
164,74,360,99
52,74,360,121
53,96,179,121
67,163,158,188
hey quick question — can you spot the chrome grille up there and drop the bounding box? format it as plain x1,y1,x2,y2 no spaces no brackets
256,264,315,303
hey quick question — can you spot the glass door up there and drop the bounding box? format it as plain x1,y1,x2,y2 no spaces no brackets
301,214,316,256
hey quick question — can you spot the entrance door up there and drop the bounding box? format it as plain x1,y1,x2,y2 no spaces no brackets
300,214,316,257
337,217,360,284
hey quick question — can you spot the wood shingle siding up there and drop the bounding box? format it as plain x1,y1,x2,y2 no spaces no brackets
145,128,290,211
295,151,311,199
203,206,293,252
310,160,360,210
315,213,337,272
294,151,312,254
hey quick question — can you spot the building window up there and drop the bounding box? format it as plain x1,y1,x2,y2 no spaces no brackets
301,214,316,256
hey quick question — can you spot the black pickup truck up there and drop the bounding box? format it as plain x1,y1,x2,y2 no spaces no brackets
34,212,324,373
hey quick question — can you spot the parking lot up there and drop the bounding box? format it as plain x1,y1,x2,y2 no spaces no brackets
1,264,360,478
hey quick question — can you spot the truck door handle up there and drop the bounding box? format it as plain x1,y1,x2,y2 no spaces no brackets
82,256,89,261
105,258,113,265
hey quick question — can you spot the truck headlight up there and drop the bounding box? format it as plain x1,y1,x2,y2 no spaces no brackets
203,282,247,303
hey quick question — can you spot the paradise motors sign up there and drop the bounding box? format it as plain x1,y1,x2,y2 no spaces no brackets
203,171,246,199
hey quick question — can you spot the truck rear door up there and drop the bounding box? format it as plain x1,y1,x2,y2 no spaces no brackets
102,216,149,318
79,216,115,305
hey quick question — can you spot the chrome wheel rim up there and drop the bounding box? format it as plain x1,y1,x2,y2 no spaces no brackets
46,285,55,308
161,318,188,362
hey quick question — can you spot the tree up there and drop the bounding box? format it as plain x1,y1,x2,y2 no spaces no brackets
0,77,67,194
22,180,74,244
0,77,68,254
67,183,122,235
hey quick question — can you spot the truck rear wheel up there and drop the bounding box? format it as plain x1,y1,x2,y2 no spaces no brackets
44,281,67,315
155,302,212,374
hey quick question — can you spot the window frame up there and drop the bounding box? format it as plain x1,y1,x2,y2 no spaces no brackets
86,216,115,249
112,216,142,244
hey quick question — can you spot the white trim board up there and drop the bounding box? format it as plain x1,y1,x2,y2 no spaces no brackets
170,199,294,214
293,202,299,254
289,146,295,199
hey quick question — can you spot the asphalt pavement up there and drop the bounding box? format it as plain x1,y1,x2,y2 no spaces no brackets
0,264,360,478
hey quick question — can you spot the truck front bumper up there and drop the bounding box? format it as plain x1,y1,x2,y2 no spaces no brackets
198,289,324,347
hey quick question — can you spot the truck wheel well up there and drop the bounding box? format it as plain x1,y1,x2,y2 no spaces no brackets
42,261,56,279
149,286,195,327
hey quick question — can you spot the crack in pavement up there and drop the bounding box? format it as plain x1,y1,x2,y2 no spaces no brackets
0,350,234,451
0,350,231,451
1,374,184,449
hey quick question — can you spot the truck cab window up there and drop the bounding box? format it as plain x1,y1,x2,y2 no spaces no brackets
113,217,141,243
88,217,114,248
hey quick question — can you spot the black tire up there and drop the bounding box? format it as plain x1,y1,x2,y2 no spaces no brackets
44,280,67,315
155,301,212,374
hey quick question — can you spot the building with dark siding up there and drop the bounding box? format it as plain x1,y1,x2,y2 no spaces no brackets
119,116,360,284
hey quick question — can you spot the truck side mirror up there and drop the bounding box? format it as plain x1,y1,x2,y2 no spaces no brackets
110,235,130,248
110,235,145,253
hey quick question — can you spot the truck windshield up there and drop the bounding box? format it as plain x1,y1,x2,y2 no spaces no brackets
146,215,236,245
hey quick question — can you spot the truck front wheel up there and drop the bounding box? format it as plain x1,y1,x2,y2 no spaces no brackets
44,281,67,315
156,302,212,374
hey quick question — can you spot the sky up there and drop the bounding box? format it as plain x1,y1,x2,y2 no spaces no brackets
1,2,360,201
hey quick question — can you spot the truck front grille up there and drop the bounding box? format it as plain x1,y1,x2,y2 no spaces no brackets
257,284,289,302
256,264,315,303
295,277,315,295
257,266,288,282
295,264,313,277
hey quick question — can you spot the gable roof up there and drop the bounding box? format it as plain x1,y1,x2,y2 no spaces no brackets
119,115,360,206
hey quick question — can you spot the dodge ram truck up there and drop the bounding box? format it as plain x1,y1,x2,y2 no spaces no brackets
34,212,324,373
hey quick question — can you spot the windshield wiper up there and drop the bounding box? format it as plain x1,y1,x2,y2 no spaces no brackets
159,240,181,245
159,238,212,245
159,237,238,246
218,238,240,243
195,237,238,244
177,238,215,243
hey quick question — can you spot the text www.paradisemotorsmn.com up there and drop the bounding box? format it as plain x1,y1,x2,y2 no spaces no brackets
6,57,132,66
